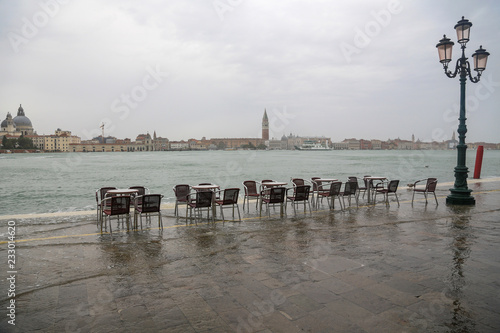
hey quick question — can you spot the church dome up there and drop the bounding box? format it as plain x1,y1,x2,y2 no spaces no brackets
13,104,32,128
1,113,15,129
13,115,32,127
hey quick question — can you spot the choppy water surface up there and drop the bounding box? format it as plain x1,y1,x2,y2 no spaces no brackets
1,149,499,215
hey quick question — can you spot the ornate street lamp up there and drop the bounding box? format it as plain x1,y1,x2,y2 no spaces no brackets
436,17,490,205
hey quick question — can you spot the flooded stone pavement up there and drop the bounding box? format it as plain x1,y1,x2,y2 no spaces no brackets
1,180,499,332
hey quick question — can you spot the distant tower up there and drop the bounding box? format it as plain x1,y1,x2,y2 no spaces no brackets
452,131,456,141
262,109,269,140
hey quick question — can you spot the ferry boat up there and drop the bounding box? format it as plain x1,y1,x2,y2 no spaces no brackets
295,140,332,150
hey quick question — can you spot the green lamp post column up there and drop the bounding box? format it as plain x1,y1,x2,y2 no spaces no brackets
436,17,490,205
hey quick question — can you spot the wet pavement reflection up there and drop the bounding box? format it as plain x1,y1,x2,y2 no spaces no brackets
1,180,499,332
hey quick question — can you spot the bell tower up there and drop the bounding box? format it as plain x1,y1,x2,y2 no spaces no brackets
262,109,269,141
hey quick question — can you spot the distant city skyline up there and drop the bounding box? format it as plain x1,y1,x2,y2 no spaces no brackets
1,1,499,143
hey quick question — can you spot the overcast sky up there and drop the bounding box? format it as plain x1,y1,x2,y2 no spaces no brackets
1,0,499,143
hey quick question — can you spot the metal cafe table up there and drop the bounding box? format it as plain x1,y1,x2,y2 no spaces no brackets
364,176,387,203
311,178,338,205
106,189,139,197
190,184,220,218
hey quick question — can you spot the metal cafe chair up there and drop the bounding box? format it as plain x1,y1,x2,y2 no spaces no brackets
242,180,260,211
186,191,215,223
412,178,438,205
95,187,116,225
340,181,359,208
101,196,131,233
374,179,400,206
260,187,286,217
316,181,343,210
215,188,241,222
173,184,191,216
286,185,312,214
134,194,163,229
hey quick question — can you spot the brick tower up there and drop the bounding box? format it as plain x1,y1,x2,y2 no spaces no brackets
262,109,269,141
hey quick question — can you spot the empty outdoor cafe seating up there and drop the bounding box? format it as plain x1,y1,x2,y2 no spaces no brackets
316,181,343,210
173,184,191,216
412,178,438,205
291,178,306,187
348,176,369,199
95,186,116,224
260,186,286,217
374,179,400,206
101,195,131,233
129,186,149,198
186,190,215,223
340,180,359,208
286,185,312,214
215,188,241,222
242,180,261,210
134,194,163,229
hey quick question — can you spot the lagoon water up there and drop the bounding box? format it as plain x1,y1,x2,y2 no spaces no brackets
1,149,499,216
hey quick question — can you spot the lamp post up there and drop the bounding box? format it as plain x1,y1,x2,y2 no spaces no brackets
436,16,490,205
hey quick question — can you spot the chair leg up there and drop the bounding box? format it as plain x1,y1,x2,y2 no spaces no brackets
220,205,225,222
433,192,438,205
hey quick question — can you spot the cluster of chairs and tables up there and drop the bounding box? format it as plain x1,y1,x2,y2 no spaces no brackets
95,186,163,233
96,177,439,230
172,177,438,221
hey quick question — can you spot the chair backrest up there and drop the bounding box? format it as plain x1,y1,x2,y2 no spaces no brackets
329,181,342,196
363,176,371,187
343,181,357,196
348,177,357,182
243,181,258,195
350,181,358,194
292,185,310,201
311,177,320,191
173,184,190,201
387,180,399,193
222,188,240,204
426,178,438,192
261,179,274,184
109,196,131,215
196,191,213,208
292,178,305,186
141,194,162,213
129,186,147,196
268,187,286,203
99,187,117,201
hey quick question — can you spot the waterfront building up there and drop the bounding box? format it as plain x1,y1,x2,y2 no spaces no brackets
153,131,169,151
169,140,190,150
371,140,382,150
30,129,80,152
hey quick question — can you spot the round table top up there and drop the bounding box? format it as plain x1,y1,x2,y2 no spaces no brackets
261,181,287,187
313,178,338,182
365,176,387,180
192,184,220,190
107,189,139,195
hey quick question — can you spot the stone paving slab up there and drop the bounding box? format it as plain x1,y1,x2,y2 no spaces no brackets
0,179,500,332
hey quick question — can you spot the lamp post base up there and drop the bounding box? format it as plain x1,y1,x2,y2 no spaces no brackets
446,188,475,205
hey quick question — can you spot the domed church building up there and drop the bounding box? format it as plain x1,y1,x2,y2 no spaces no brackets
1,104,35,137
